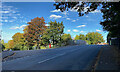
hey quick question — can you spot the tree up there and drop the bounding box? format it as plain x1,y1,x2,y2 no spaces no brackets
57,21,64,46
47,21,64,47
74,35,79,40
41,32,50,47
86,32,105,44
1,40,5,51
61,34,72,45
79,34,86,40
54,2,120,38
23,17,47,49
100,2,120,38
4,43,9,50
8,40,14,49
1,40,4,44
12,32,26,50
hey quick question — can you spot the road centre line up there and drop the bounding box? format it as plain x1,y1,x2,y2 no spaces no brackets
38,47,81,64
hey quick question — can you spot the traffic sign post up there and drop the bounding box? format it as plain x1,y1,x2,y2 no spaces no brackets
49,44,51,48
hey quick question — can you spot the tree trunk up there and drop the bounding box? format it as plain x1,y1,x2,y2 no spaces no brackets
53,36,54,47
37,44,39,50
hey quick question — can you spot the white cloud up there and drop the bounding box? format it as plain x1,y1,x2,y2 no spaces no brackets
10,25,27,29
70,6,87,12
67,30,71,32
10,27,19,29
66,18,70,20
45,24,50,26
72,20,76,22
84,7,101,13
96,29,102,32
4,20,8,22
70,6,101,14
51,9,60,12
9,20,14,22
85,16,88,17
80,31,84,33
0,11,10,13
17,14,20,16
91,10,101,13
70,9,77,12
12,11,17,13
2,4,21,23
76,19,79,20
50,14,62,19
70,6,78,12
73,29,79,32
12,17,17,19
61,11,69,16
19,25,26,29
77,25,86,28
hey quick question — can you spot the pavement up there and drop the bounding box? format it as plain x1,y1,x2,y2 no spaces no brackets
96,45,119,70
2,45,102,71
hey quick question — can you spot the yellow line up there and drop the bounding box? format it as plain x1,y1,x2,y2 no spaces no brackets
91,46,103,72
3,52,16,61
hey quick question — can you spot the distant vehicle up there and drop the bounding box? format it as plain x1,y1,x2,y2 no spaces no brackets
97,43,108,45
3,49,12,52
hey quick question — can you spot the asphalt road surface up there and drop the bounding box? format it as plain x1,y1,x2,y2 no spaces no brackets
2,45,102,70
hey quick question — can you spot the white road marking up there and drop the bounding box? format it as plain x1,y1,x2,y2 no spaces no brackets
38,53,66,64
38,48,80,64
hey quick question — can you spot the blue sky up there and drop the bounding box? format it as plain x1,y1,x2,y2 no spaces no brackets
1,2,108,43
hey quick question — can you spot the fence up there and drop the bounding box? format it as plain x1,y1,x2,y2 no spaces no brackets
109,37,120,49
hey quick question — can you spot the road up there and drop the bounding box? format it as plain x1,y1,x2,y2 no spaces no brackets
2,45,102,70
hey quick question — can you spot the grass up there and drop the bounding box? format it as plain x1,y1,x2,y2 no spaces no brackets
40,46,47,49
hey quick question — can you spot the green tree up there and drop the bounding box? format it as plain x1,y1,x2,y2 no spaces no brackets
23,17,47,49
47,21,64,47
1,40,5,51
86,32,105,44
79,34,86,40
74,35,79,40
4,43,9,50
41,33,50,47
57,22,64,46
61,34,72,45
1,40,4,44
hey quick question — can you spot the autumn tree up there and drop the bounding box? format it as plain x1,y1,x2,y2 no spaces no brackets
61,34,72,45
86,32,105,44
8,40,14,49
23,17,47,49
12,32,26,50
